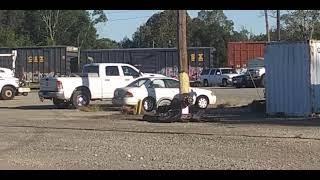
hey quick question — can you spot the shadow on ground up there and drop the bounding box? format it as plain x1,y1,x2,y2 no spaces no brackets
0,104,122,111
117,105,320,127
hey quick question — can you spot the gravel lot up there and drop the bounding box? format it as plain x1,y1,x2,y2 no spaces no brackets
0,88,320,170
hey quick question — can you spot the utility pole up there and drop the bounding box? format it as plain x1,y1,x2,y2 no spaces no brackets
264,10,270,42
277,10,281,41
177,10,190,117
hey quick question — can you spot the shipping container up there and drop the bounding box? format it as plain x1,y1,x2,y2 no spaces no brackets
0,46,79,83
265,40,320,116
227,42,266,69
80,47,217,81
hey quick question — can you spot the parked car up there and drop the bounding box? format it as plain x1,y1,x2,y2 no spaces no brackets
232,58,265,88
0,67,30,100
200,68,239,87
112,77,217,112
246,66,265,87
232,74,247,88
38,63,165,109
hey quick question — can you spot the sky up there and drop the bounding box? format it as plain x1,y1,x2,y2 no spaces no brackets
96,10,277,42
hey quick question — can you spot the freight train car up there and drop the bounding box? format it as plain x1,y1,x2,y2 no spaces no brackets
80,47,217,82
0,46,79,84
227,42,266,69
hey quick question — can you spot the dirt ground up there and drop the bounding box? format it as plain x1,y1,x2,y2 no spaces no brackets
0,88,320,170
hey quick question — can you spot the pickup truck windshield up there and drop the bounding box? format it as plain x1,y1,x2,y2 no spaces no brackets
127,78,150,87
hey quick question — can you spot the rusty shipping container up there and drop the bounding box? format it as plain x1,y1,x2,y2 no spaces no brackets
0,46,79,83
80,47,217,81
227,42,266,69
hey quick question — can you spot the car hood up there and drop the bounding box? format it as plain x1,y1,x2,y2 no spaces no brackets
223,74,240,78
142,73,166,77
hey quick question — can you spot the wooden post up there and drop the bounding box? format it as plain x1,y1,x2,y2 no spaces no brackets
177,10,190,115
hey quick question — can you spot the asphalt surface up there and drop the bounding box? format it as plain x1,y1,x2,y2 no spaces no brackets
0,88,320,170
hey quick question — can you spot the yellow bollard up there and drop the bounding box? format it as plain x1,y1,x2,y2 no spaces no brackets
135,100,142,115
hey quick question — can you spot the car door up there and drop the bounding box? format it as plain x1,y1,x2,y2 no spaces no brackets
121,65,141,86
213,69,222,85
163,79,180,98
146,79,168,103
102,65,122,98
208,69,216,86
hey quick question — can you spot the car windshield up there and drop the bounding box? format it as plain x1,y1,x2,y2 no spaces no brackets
221,69,237,74
127,78,150,87
201,69,210,75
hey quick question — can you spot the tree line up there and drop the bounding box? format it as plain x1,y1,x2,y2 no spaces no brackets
1,10,320,65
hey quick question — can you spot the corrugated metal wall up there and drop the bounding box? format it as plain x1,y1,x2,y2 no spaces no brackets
0,46,78,83
80,47,216,81
265,42,312,116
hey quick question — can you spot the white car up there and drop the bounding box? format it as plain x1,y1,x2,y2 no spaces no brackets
112,77,217,111
200,68,239,87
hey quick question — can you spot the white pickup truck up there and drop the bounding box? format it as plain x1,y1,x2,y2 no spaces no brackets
0,67,30,100
38,63,165,108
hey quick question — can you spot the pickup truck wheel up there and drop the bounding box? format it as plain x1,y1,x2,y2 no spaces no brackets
203,80,209,87
53,98,70,109
221,79,228,87
71,90,90,108
260,75,265,88
1,86,15,100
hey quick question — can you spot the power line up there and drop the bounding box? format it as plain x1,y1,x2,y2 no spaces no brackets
107,16,151,22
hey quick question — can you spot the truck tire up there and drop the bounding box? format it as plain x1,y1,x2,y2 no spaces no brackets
1,86,15,100
71,90,90,109
260,74,265,88
203,79,209,87
53,98,70,109
221,79,228,87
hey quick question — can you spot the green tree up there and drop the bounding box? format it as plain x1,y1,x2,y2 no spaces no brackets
94,38,120,49
281,10,320,40
131,10,192,48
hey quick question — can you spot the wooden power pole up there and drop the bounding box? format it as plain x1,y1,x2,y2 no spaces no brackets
177,10,190,115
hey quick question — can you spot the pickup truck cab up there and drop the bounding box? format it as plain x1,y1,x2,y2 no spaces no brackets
200,68,239,87
0,67,30,100
38,63,165,108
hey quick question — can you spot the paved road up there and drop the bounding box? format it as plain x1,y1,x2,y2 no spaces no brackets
0,89,319,170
